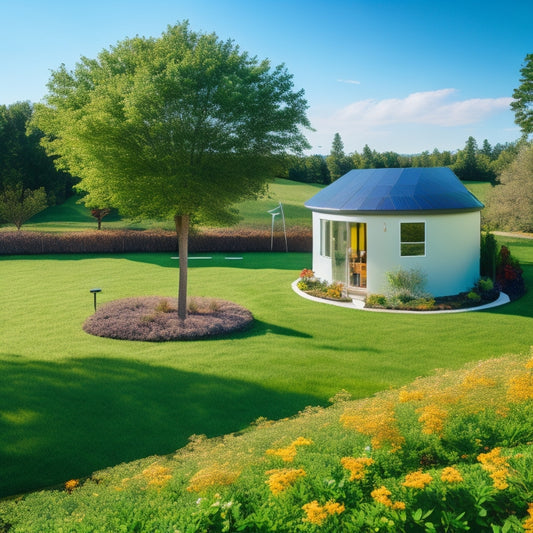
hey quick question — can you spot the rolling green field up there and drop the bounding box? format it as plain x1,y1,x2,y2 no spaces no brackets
1,235,532,498
3,178,490,233
13,178,322,233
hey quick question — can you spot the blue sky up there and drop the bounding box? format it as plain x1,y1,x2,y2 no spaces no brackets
1,0,531,154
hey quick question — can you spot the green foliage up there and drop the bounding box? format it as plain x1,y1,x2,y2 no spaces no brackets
484,142,533,233
385,267,428,304
511,53,533,135
0,183,48,229
481,231,498,279
0,102,75,204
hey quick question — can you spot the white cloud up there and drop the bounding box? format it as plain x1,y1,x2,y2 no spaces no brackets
334,89,512,127
337,79,361,85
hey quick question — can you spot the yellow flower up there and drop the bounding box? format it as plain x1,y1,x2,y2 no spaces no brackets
266,436,312,462
371,485,405,509
187,463,239,493
302,500,344,525
398,389,425,403
65,479,79,492
402,471,433,489
477,448,510,490
523,502,533,533
341,456,374,481
142,464,172,489
340,402,405,451
416,404,447,435
440,467,464,484
265,468,306,495
507,372,533,402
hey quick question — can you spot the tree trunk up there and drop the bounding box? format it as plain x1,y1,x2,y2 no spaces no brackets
174,214,189,320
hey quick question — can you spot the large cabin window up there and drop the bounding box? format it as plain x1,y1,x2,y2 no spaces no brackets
400,222,425,256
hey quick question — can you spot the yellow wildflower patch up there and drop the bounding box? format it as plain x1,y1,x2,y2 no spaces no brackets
440,466,464,483
265,468,306,495
302,499,344,525
507,372,533,402
402,470,433,489
187,462,239,493
477,448,510,490
340,401,405,451
398,389,425,403
142,463,172,489
266,436,312,463
440,467,464,484
416,404,448,435
340,456,374,481
371,485,405,510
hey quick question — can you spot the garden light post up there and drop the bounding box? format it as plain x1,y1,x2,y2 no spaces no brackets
90,288,102,311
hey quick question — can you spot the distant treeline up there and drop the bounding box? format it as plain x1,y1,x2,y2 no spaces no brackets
0,102,526,207
283,133,528,184
0,102,77,205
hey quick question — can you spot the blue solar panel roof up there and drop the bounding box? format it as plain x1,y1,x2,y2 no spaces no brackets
304,168,484,213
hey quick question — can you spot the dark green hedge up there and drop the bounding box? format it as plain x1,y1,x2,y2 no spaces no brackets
0,228,312,255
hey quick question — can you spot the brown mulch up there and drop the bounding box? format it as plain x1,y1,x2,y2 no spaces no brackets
83,296,254,341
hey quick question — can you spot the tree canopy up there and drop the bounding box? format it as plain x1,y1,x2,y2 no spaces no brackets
484,142,533,233
511,53,533,135
33,21,311,317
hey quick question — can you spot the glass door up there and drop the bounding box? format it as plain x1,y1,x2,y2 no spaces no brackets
331,221,349,287
349,223,367,288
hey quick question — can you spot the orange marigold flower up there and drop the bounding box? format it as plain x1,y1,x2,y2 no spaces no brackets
402,470,433,489
341,456,374,481
265,468,306,495
441,467,464,484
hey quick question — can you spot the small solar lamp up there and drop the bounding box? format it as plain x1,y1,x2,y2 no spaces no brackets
90,288,102,311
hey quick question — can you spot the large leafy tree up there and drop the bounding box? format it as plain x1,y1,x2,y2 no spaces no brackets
511,53,533,135
33,22,310,318
484,142,533,232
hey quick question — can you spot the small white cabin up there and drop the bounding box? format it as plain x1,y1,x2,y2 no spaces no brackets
304,167,484,297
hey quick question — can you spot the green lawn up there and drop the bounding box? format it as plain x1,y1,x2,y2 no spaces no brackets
1,237,532,498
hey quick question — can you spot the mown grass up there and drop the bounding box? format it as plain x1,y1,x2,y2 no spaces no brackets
0,236,531,499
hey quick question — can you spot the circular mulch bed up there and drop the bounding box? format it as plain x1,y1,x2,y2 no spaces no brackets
83,296,253,341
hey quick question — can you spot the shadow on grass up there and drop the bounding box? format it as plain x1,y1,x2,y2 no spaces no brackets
0,252,311,272
0,356,320,498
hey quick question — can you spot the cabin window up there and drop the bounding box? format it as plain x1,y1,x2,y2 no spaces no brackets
400,222,425,256
320,219,331,257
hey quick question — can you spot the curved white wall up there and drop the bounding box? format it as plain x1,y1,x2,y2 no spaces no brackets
311,211,481,297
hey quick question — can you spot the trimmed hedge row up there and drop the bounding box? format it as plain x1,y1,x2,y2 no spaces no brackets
0,227,312,255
